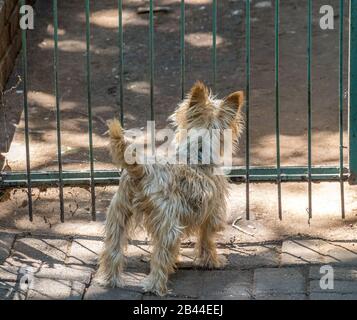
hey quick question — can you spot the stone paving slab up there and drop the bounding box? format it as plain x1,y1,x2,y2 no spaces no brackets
27,277,85,300
91,242,279,272
84,285,143,300
309,293,357,300
117,242,151,271
0,280,26,300
309,265,357,298
88,268,146,300
66,238,103,268
92,270,146,293
6,237,69,268
85,270,242,300
253,267,306,297
310,280,357,294
255,294,307,300
174,247,197,269
0,264,27,281
200,270,253,300
92,269,209,299
178,245,281,270
168,270,204,298
90,270,252,300
90,269,208,299
282,240,328,265
281,240,357,266
143,294,195,300
0,232,15,263
123,243,241,271
2,233,357,300
226,244,281,269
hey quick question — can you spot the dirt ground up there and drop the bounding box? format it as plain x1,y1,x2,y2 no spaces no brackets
0,0,356,242
0,182,357,243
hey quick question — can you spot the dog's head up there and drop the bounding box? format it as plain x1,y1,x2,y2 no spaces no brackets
170,81,245,159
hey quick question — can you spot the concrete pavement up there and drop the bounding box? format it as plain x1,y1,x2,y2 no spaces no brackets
1,231,357,300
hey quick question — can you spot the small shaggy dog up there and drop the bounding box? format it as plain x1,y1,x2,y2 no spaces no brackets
98,81,245,295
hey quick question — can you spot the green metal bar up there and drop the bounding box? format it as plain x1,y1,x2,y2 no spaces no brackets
307,0,313,219
245,0,251,220
20,0,33,221
180,0,185,100
149,0,154,121
275,0,282,220
53,0,65,222
339,0,345,218
118,0,124,125
349,0,357,184
0,167,348,188
85,0,96,221
212,0,217,92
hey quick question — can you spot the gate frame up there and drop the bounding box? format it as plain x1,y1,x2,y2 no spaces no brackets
349,0,357,184
0,0,356,221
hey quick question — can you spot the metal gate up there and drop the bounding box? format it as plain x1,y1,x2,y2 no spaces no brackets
0,0,356,222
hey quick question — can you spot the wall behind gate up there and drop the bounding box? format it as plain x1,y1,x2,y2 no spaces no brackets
0,0,34,92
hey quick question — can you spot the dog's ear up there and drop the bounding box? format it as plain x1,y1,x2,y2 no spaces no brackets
219,91,245,123
188,81,209,108
224,91,245,110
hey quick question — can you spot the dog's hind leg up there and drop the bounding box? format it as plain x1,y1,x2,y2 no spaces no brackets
143,217,181,296
195,208,227,269
98,192,132,287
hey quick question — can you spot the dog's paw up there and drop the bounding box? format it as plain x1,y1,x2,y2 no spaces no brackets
95,272,125,288
142,276,168,296
195,254,227,269
213,254,228,268
109,276,125,288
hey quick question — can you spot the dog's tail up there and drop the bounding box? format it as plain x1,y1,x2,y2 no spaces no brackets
108,119,145,179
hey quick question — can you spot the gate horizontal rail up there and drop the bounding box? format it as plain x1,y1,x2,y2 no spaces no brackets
0,166,349,188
